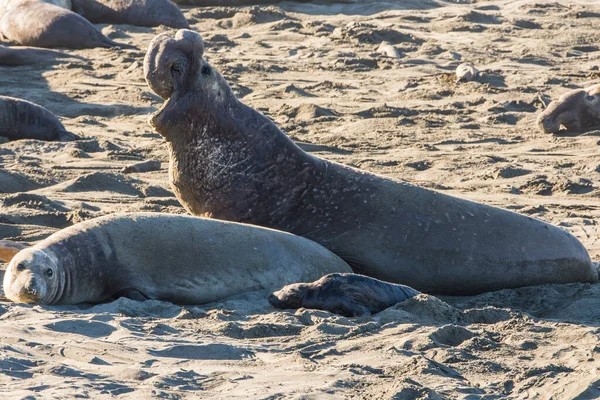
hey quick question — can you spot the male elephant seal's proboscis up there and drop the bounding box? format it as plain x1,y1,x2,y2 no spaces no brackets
3,213,352,305
0,96,80,142
0,0,135,49
144,29,598,295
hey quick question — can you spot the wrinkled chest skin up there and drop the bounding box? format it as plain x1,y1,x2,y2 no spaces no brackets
146,29,598,296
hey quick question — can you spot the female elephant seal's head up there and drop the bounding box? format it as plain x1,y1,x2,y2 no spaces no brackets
143,29,236,135
4,248,61,304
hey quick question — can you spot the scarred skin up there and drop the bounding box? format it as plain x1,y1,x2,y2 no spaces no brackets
269,273,420,317
538,84,600,134
3,213,352,305
0,0,135,49
71,0,189,29
0,45,81,66
144,30,598,295
0,96,79,141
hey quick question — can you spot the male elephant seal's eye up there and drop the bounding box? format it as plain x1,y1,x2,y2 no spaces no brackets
45,269,54,278
16,263,25,271
201,65,211,76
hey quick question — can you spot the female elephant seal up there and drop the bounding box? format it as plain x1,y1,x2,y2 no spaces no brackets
3,213,352,305
537,84,600,134
0,96,79,142
144,30,597,295
71,0,189,29
269,273,420,317
0,45,82,66
0,0,134,49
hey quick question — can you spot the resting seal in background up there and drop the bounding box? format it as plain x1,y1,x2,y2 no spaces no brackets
2,213,352,305
144,29,598,295
0,96,79,141
0,45,82,66
71,0,189,29
537,84,600,134
269,273,420,317
0,0,135,49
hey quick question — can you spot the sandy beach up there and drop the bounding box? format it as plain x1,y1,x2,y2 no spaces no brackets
1,0,600,398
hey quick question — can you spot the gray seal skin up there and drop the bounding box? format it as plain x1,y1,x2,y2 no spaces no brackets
3,213,352,305
144,30,597,295
0,96,79,141
0,0,135,49
538,84,600,134
0,45,80,66
269,273,420,317
71,0,189,29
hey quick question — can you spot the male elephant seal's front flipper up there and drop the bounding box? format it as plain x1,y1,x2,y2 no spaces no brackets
144,29,597,295
269,273,421,317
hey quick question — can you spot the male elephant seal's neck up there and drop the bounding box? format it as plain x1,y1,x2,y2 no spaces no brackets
152,94,327,231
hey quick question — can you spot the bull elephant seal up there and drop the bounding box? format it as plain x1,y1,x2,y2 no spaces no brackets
71,0,189,29
269,273,420,317
3,213,352,305
537,84,600,134
0,0,134,49
0,96,79,142
0,45,82,66
144,30,597,295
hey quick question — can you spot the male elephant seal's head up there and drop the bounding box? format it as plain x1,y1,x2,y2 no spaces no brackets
4,248,61,304
144,29,235,136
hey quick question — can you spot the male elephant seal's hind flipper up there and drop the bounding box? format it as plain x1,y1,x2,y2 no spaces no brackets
269,273,421,317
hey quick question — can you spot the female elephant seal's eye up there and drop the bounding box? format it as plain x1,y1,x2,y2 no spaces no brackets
45,269,54,278
16,263,25,271
201,65,211,76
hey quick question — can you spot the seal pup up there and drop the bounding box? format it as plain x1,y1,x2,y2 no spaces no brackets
0,96,79,142
537,84,600,134
144,30,597,295
121,159,161,174
0,45,82,66
71,0,189,29
0,240,27,263
269,273,420,317
0,0,135,49
3,213,352,305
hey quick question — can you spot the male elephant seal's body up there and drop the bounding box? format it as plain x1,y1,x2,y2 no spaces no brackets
144,30,597,295
0,96,79,141
537,84,600,134
0,45,81,66
71,0,189,29
0,0,134,49
3,213,352,305
269,273,420,317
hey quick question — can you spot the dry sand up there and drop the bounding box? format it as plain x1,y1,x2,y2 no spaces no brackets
1,0,600,398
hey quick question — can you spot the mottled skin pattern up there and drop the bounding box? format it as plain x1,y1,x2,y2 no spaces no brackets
0,45,80,66
144,30,597,295
0,96,79,141
0,0,134,49
538,84,600,134
3,213,352,305
269,273,420,317
71,0,189,29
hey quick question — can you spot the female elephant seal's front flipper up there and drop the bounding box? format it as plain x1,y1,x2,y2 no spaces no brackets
3,213,352,305
144,29,597,295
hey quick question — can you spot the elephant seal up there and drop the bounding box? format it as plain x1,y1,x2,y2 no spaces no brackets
144,30,597,295
121,159,161,174
537,84,600,134
0,0,135,49
0,96,79,142
71,0,189,29
269,273,420,317
0,45,81,66
3,213,352,305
